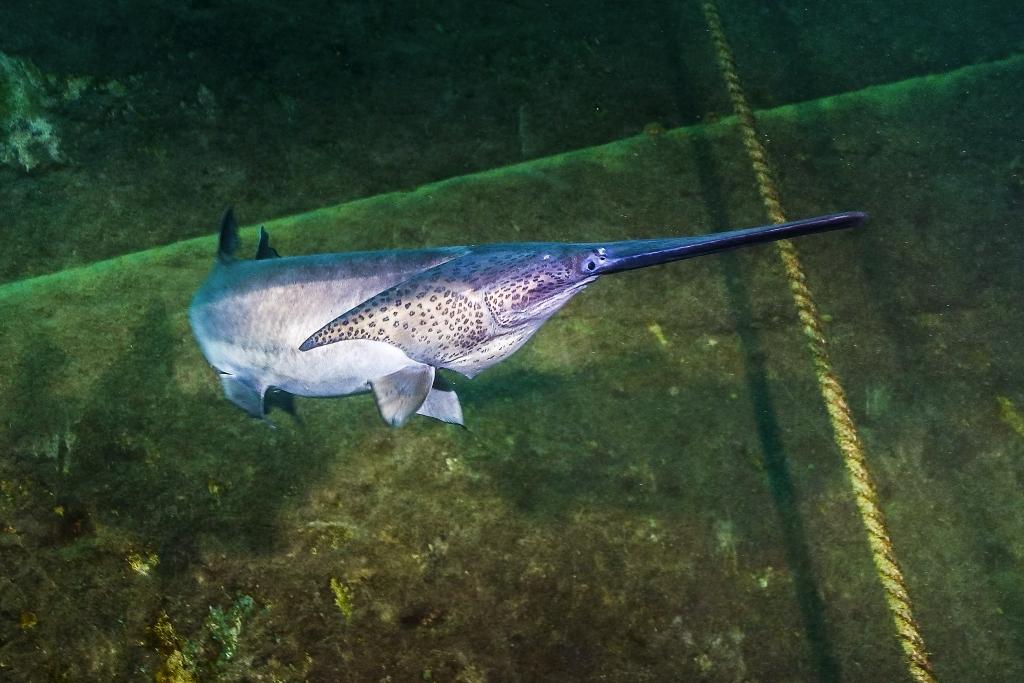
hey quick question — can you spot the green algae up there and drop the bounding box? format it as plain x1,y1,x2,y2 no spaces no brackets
329,577,355,621
0,51,61,171
204,595,255,666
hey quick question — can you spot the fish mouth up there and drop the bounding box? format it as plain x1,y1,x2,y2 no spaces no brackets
493,277,596,327
530,279,596,321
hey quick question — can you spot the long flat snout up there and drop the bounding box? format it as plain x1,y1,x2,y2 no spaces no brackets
594,211,866,275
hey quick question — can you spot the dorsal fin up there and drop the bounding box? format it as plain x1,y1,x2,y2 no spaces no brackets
256,226,281,260
217,207,240,264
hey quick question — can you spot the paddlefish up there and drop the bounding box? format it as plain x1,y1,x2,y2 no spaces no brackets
189,209,864,426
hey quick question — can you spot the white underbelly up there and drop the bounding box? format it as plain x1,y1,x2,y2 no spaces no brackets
200,337,418,398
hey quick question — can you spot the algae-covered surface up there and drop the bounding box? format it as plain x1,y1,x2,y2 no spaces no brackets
2,4,1024,682
0,0,1022,283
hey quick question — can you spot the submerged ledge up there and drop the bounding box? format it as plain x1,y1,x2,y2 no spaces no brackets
2,51,1020,302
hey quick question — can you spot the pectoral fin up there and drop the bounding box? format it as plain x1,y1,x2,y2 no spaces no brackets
371,365,435,427
415,374,465,426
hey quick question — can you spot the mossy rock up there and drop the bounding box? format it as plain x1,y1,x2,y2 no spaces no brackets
0,51,48,121
0,51,63,171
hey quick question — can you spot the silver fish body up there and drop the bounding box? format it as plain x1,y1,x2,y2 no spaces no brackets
189,210,865,426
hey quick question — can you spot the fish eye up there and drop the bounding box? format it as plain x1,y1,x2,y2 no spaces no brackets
581,250,605,273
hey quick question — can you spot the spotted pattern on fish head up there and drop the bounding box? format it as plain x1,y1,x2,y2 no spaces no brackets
301,273,487,361
299,246,602,373
476,246,600,327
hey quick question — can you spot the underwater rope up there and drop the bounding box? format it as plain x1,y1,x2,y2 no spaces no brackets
699,3,936,681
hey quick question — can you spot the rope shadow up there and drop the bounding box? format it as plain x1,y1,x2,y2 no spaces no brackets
686,127,841,682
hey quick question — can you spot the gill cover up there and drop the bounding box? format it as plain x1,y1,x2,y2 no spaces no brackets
479,248,595,327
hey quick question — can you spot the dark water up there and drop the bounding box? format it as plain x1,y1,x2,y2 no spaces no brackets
1,2,1022,680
